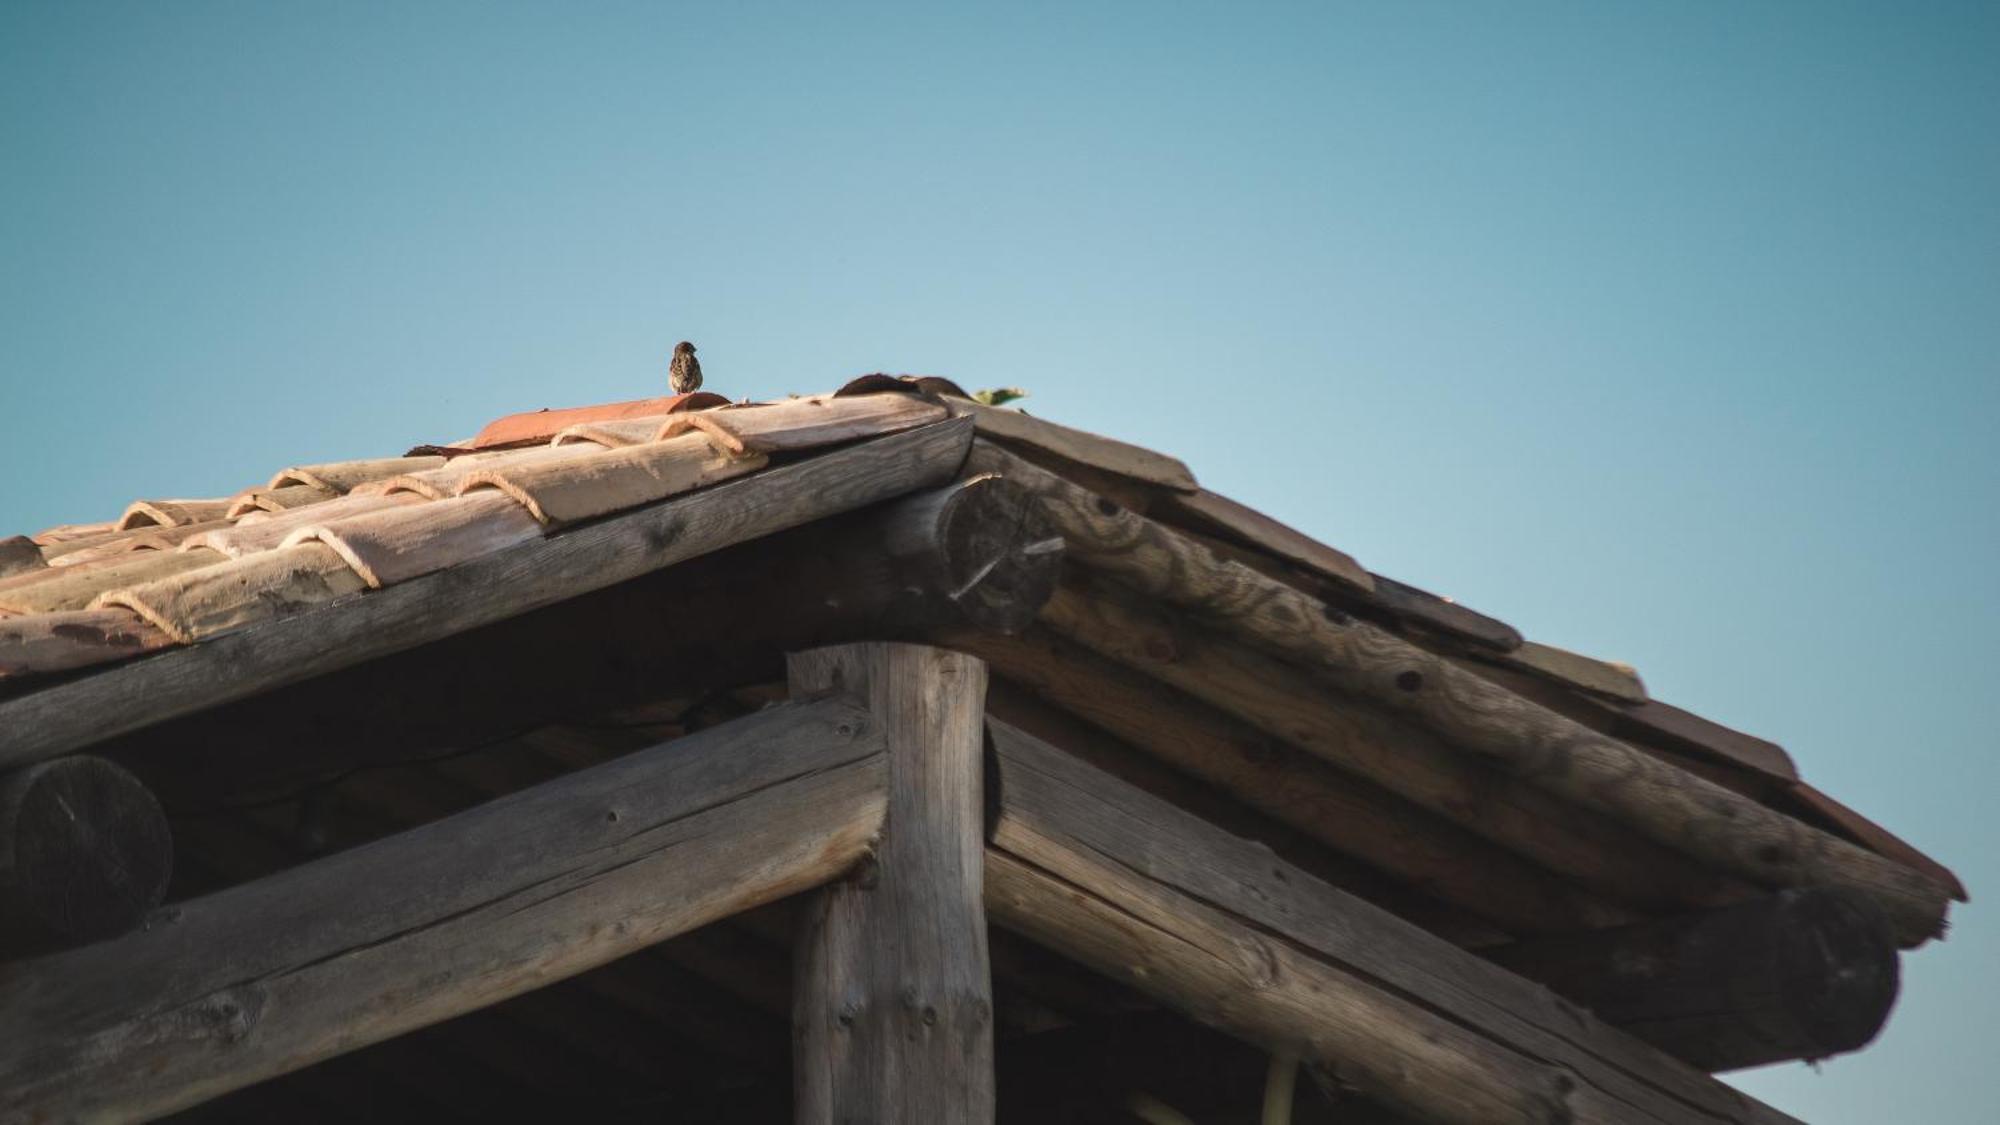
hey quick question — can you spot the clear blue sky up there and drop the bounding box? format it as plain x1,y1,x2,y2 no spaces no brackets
3,3,1994,1120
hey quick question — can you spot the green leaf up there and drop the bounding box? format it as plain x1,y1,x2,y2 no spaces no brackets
972,387,1029,408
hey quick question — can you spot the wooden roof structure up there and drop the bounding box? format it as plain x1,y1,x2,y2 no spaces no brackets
0,377,1963,1123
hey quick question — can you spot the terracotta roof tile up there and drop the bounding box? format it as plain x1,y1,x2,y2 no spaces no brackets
115,499,234,530
469,393,728,450
662,393,949,456
100,542,366,643
457,434,766,525
29,522,117,546
0,608,175,679
286,491,542,589
266,456,447,493
0,550,220,616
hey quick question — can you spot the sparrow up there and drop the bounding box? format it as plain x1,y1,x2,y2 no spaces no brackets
669,340,703,394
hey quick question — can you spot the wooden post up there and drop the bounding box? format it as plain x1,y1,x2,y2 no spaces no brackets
790,643,995,1124
1486,888,1900,1072
0,698,887,1121
0,754,172,955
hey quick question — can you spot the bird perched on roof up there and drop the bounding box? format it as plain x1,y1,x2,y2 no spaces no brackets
669,341,703,395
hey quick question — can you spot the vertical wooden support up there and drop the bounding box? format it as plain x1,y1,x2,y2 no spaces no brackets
790,642,995,1124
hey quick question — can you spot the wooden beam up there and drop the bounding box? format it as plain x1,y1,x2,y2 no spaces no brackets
0,698,888,1121
0,415,973,769
984,719,1803,1125
969,439,1954,946
0,754,172,955
1032,576,1743,921
789,644,995,1124
1486,888,1900,1072
102,470,1056,815
979,672,1512,946
966,624,1638,938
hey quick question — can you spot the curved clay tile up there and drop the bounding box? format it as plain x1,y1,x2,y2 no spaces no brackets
456,434,762,525
286,491,542,589
0,608,175,679
468,393,728,451
98,542,366,644
660,393,947,456
266,456,447,493
115,499,234,531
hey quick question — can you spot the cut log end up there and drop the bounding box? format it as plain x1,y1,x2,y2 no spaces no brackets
0,754,172,954
936,475,1064,634
1488,887,1899,1072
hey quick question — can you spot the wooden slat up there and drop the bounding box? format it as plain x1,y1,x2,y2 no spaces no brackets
986,719,1804,1125
949,398,1198,492
0,698,888,1122
971,439,1955,947
1612,699,1797,783
1156,488,1374,594
0,416,973,769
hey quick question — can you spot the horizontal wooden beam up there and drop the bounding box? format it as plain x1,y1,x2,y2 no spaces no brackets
983,718,1801,1125
1486,888,1900,1072
105,469,1058,814
0,698,888,1122
968,439,1953,946
0,415,973,769
964,621,1646,937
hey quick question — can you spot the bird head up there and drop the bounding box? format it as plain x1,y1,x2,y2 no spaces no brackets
674,341,697,355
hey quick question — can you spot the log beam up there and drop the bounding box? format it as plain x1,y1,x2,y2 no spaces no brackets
0,754,172,955
1486,888,1900,1072
0,415,974,769
105,470,1057,814
790,643,995,1124
0,698,888,1121
984,718,1802,1125
968,439,1954,946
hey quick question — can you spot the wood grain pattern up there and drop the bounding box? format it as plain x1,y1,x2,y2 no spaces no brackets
962,625,1622,936
790,644,995,1125
951,398,1199,492
1034,578,1747,919
0,698,888,1122
1156,487,1374,594
986,720,1805,1125
0,417,972,769
969,439,1954,946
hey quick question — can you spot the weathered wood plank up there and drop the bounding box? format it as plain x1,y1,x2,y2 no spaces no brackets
790,644,995,1125
964,625,1617,937
1488,888,1901,1072
985,719,1805,1125
1034,576,1747,919
0,416,972,769
970,439,1954,946
0,698,888,1122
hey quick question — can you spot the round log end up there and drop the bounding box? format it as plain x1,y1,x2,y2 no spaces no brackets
1775,887,1900,1059
937,476,1064,634
0,754,173,952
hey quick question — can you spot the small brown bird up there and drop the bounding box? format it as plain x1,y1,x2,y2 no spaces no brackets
669,340,703,394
